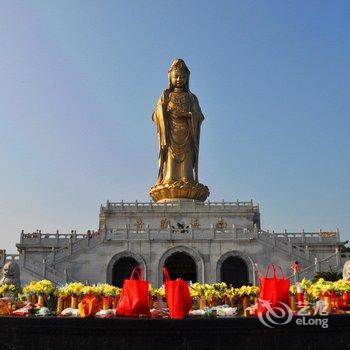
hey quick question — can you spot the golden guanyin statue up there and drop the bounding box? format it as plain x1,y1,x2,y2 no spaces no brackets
149,59,209,202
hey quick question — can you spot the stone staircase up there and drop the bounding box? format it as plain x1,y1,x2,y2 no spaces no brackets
257,229,316,264
46,231,106,267
22,254,81,286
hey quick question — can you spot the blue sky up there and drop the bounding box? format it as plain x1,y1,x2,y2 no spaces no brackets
0,1,349,252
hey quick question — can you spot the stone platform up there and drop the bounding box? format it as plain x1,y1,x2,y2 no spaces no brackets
0,315,349,350
13,199,343,287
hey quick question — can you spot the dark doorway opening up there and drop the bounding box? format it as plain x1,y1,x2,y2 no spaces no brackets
112,257,139,287
164,252,197,283
220,256,249,287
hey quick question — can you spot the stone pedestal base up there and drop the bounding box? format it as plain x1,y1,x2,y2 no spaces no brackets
149,181,210,202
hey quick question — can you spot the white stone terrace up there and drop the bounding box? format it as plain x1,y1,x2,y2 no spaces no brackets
17,227,341,248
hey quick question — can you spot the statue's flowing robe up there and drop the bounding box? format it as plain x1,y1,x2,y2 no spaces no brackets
152,89,204,184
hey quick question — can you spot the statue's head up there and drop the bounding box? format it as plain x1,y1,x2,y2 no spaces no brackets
168,59,190,91
343,260,350,281
2,261,19,279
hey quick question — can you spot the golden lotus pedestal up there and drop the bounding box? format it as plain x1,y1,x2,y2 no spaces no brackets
149,181,210,203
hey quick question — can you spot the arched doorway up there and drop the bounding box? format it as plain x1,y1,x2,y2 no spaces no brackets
220,256,249,287
112,256,139,287
164,252,197,283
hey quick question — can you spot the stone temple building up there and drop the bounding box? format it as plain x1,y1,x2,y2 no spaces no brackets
1,59,347,287
8,200,344,288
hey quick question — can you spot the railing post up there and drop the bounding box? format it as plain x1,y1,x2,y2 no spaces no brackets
335,247,341,267
233,224,237,240
42,258,46,277
288,238,292,256
169,224,172,240
189,225,194,240
253,224,258,239
318,229,323,243
271,232,276,246
146,224,150,240
212,224,217,239
336,228,340,243
305,245,310,260
56,230,59,244
21,250,26,268
20,230,24,244
38,230,42,245
315,257,320,273
51,247,55,264
69,238,73,255
301,229,305,243
211,224,215,239
103,228,107,241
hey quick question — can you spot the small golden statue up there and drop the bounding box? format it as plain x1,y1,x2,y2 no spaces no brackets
149,59,209,202
134,217,144,232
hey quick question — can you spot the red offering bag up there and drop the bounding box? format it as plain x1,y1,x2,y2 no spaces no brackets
115,266,150,317
78,294,100,318
258,264,290,315
163,268,191,319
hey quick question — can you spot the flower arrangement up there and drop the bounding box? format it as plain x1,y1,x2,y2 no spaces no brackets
23,280,55,296
212,282,228,293
203,285,220,302
189,283,206,298
307,278,335,299
289,285,297,296
224,287,238,299
0,284,16,297
332,279,350,294
223,287,239,306
149,286,165,300
237,285,260,299
189,283,227,302
23,281,38,296
63,282,85,296
99,284,121,298
12,278,350,317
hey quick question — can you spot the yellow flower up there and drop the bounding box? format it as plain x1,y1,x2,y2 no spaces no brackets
97,284,121,297
0,284,16,297
300,278,312,290
23,280,55,296
290,285,297,295
64,282,85,296
333,279,350,293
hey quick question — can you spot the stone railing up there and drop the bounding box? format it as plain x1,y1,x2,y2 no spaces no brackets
18,226,342,271
106,226,258,241
257,229,316,263
265,229,340,244
45,231,105,266
287,249,342,281
101,200,259,213
0,251,20,268
19,227,341,248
